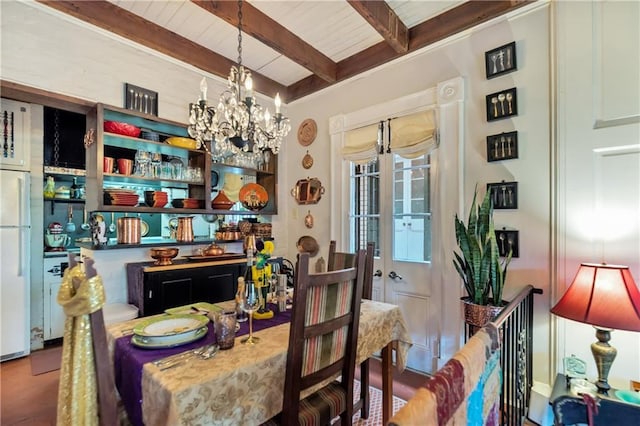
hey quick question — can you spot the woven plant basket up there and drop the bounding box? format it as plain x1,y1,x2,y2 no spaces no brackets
461,297,504,329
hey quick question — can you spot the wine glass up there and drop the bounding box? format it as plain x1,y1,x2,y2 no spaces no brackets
241,280,260,344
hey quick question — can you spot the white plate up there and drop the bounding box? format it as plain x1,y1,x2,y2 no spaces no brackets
131,326,208,349
140,220,149,237
133,314,209,337
136,323,208,345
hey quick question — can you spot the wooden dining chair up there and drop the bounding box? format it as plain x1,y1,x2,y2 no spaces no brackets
275,250,366,426
327,240,375,419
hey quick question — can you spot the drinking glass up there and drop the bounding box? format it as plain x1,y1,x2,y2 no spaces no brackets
214,310,237,350
241,280,260,344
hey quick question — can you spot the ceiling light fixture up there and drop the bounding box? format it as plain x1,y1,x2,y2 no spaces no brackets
188,0,290,164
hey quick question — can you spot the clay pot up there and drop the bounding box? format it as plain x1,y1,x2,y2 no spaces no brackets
211,190,234,210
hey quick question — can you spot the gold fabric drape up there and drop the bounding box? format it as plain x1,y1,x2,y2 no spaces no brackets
56,264,106,426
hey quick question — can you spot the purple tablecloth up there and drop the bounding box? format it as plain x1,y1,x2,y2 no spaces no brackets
114,305,291,426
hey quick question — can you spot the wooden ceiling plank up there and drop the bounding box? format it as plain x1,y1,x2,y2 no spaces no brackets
347,0,409,53
192,0,337,83
288,0,534,101
36,0,286,99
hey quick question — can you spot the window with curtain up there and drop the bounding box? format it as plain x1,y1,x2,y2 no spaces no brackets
345,109,437,262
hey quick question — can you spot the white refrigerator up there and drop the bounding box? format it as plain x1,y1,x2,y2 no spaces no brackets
0,169,31,361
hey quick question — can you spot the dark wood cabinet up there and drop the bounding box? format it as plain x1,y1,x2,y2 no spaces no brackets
127,259,246,316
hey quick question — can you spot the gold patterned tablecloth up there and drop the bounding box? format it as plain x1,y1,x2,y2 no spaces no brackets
106,299,412,426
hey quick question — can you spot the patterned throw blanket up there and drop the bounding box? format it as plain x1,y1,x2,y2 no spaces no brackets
388,323,501,425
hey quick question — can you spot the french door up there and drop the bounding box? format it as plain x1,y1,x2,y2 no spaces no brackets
349,148,434,372
330,78,465,373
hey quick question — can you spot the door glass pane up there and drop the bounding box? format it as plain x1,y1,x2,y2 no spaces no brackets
392,154,431,262
350,161,380,256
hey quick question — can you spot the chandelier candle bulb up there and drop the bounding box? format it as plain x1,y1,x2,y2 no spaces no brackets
245,76,253,96
200,77,207,101
275,93,281,114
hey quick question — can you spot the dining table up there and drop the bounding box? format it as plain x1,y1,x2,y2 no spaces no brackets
105,299,412,426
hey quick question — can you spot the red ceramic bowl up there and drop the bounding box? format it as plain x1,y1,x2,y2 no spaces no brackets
104,121,141,138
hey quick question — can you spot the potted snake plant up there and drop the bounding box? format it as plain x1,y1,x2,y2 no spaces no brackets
453,187,512,330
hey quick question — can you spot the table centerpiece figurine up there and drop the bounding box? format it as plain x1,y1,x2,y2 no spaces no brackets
252,240,275,320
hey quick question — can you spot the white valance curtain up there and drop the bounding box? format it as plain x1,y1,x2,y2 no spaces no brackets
342,123,380,164
390,110,437,159
341,109,437,162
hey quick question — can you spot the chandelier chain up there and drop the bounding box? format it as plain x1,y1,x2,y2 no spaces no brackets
237,0,243,66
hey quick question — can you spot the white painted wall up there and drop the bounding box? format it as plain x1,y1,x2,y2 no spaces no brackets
555,0,640,390
286,3,552,380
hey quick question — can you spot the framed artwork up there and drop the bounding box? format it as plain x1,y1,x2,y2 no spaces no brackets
486,87,517,121
487,131,518,162
487,181,518,209
485,41,517,79
124,83,158,116
495,229,519,258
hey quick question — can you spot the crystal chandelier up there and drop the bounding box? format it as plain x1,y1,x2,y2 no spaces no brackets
188,0,290,164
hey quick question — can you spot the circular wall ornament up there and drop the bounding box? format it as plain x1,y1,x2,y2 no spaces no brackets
302,151,314,169
297,118,317,146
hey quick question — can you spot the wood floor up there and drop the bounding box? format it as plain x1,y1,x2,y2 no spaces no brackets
0,349,428,425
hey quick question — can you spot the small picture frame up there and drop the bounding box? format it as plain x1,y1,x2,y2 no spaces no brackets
487,181,518,209
495,229,519,258
485,41,517,79
124,83,158,116
486,87,517,122
487,131,518,162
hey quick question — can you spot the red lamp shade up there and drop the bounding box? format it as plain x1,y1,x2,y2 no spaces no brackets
551,263,640,332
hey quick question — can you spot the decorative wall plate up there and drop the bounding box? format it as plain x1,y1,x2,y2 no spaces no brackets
297,235,319,257
297,118,317,146
302,151,314,169
239,183,269,211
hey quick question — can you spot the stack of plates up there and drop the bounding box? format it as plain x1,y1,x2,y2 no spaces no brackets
104,188,140,206
145,190,168,208
130,314,209,349
172,198,204,209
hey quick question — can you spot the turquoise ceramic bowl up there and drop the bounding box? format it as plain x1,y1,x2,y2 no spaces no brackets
615,390,640,405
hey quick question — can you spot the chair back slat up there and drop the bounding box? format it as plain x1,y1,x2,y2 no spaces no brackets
327,240,375,419
281,250,366,425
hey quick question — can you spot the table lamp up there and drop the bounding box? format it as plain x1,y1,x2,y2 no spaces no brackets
551,263,640,393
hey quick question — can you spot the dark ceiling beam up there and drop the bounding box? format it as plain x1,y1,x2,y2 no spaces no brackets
288,0,534,101
347,0,408,53
192,0,337,83
409,0,533,50
36,0,287,100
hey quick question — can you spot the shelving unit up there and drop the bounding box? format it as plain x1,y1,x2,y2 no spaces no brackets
43,167,87,214
85,104,209,214
84,103,278,216
211,159,278,215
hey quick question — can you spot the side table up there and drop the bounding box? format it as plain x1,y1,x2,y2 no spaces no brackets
550,373,640,425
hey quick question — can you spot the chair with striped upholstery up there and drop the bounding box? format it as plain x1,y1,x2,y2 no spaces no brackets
275,250,366,426
327,240,375,419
